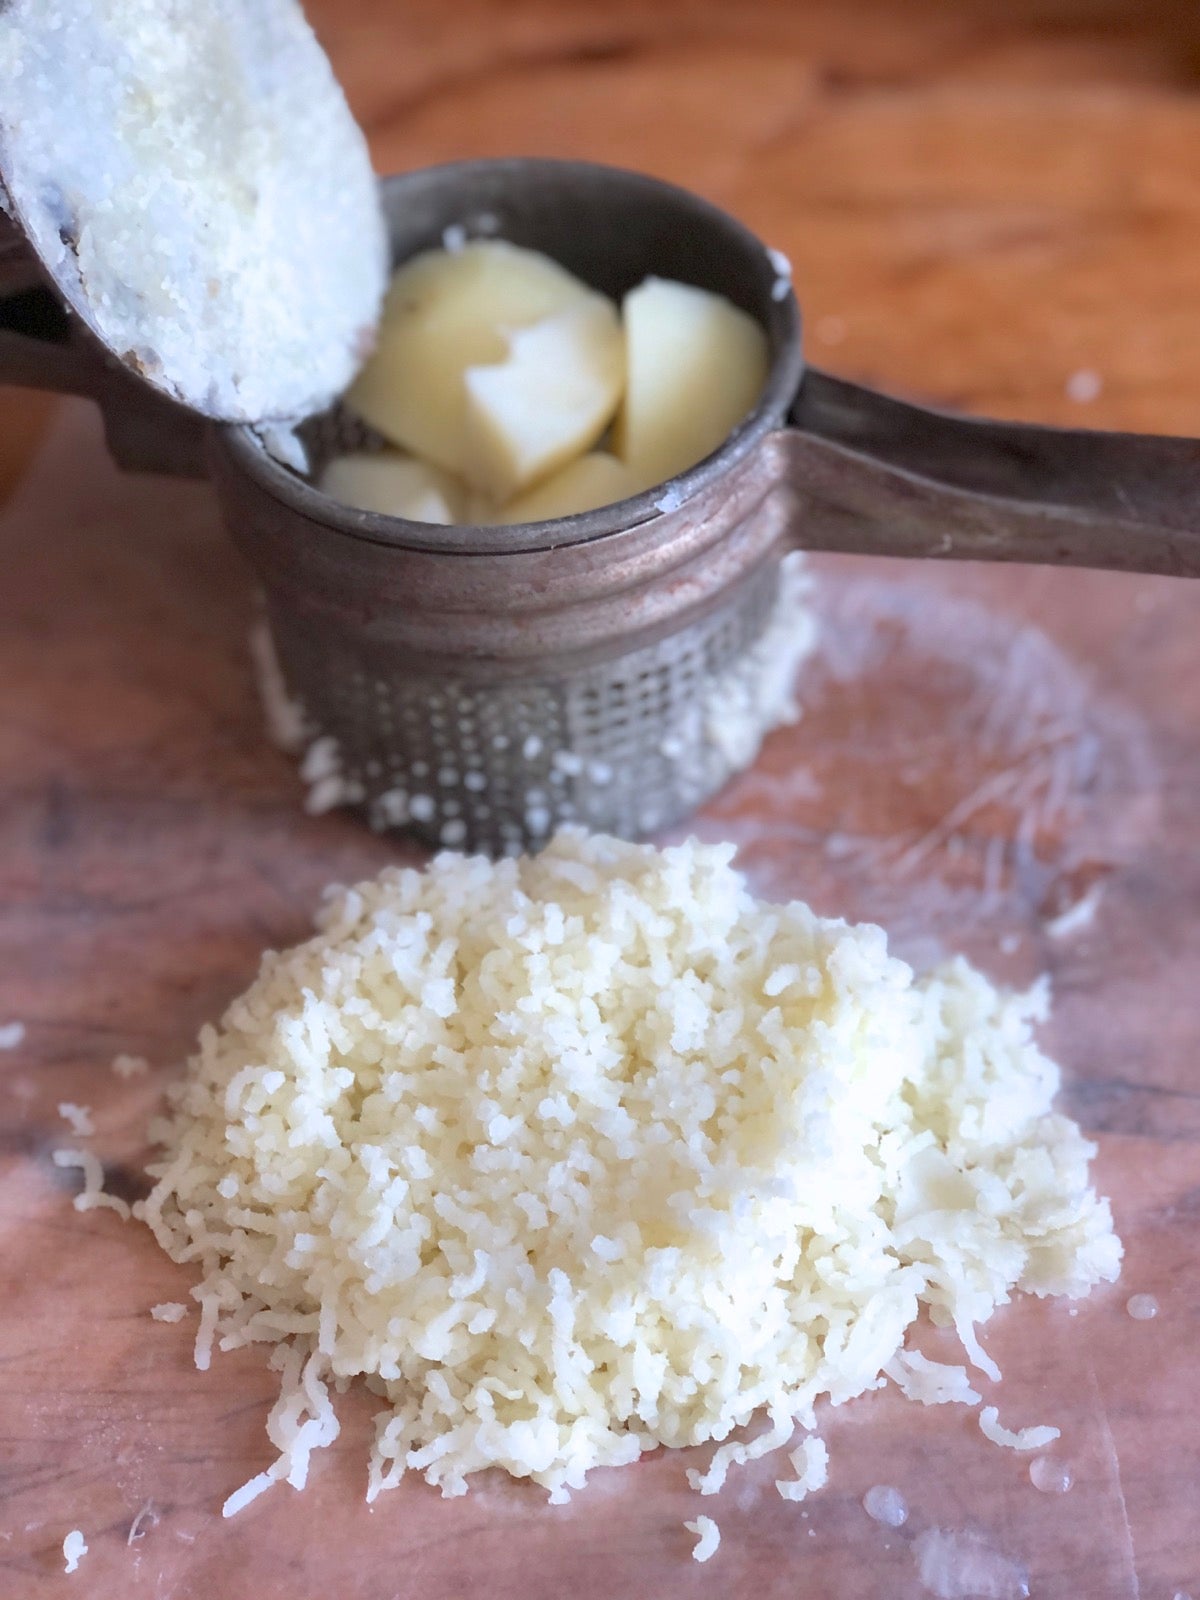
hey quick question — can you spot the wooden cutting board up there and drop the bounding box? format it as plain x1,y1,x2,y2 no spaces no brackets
2,3,1199,1596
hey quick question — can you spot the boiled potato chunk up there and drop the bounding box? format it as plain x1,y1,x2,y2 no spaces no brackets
346,241,602,481
479,453,636,524
340,246,770,523
320,452,465,525
463,301,624,501
614,278,769,491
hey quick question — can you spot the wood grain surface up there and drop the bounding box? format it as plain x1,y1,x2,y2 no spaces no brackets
2,3,1199,1596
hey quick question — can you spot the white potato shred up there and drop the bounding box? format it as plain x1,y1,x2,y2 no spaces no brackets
132,830,1120,1511
62,1530,87,1574
0,0,387,420
684,1515,720,1562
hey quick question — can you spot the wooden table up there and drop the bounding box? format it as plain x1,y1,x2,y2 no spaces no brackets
1,3,1198,1596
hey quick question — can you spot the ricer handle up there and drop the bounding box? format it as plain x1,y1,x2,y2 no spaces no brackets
0,216,206,478
777,366,1200,576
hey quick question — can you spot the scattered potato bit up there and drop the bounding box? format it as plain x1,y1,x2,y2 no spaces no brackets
463,300,624,499
978,1405,1060,1452
684,1515,721,1562
774,1434,829,1502
112,1052,151,1078
151,1302,189,1323
479,453,636,525
320,452,465,525
62,1530,87,1574
52,1148,131,1219
614,276,768,491
347,241,599,476
883,1347,981,1407
57,1102,95,1137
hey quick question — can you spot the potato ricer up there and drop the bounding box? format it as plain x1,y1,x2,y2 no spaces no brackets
1,3,1196,856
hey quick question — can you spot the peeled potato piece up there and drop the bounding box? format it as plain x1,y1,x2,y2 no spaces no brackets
463,301,624,501
346,241,602,479
320,452,465,525
614,277,769,492
478,452,636,525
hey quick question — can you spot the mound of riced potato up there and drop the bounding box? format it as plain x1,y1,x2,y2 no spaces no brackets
132,829,1120,1516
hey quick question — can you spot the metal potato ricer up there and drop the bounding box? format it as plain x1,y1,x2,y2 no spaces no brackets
1,1,1197,857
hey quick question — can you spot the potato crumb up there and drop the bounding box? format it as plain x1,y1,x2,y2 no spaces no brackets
979,1405,1060,1452
150,1303,188,1324
57,1103,95,1137
776,1435,829,1502
248,621,308,755
1044,882,1104,939
62,1530,87,1574
222,1471,278,1520
684,1515,720,1562
52,1149,130,1219
884,1348,981,1407
112,1053,151,1079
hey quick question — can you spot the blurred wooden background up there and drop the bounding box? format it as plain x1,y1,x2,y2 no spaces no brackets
315,0,1200,436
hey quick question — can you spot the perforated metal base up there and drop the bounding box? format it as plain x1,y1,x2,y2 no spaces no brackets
264,550,813,854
